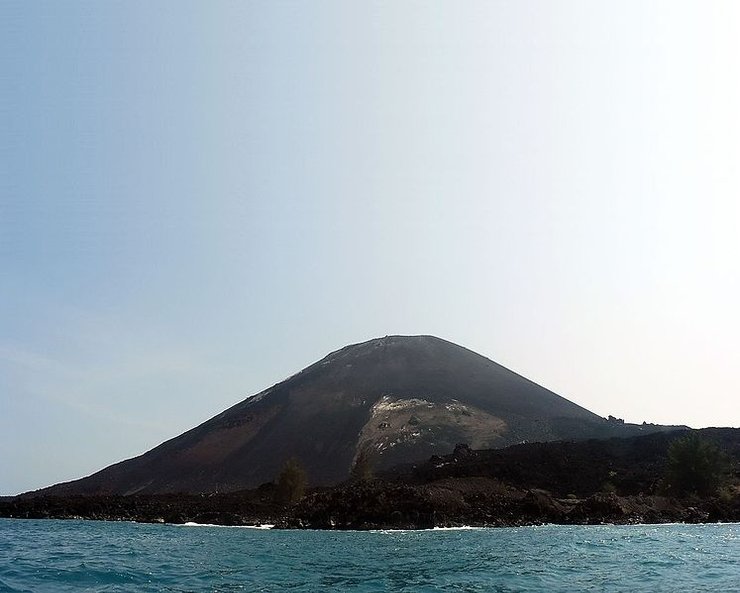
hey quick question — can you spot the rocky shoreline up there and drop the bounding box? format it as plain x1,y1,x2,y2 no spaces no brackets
274,478,738,530
1,481,736,530
3,428,738,530
0,488,282,527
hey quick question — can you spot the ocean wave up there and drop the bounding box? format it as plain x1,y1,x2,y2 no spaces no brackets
177,521,274,529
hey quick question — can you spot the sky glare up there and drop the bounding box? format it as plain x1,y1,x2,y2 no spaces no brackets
1,1,739,495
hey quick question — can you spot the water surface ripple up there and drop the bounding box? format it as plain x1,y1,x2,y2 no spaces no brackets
0,519,738,592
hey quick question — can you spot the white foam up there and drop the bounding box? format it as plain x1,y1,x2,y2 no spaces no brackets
178,522,274,529
367,526,484,533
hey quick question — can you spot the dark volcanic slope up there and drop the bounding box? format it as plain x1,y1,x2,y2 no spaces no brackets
36,335,680,495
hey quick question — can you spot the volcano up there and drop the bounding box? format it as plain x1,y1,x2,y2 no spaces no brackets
37,335,677,495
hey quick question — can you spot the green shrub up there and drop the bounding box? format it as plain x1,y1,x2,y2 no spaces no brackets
663,434,728,497
275,458,307,504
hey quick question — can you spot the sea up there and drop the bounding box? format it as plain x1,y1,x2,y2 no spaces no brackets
0,519,738,592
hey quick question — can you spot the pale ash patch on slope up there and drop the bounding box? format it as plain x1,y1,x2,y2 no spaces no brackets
354,396,508,464
372,395,435,413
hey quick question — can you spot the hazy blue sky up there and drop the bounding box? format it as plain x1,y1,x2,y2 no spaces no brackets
2,1,738,495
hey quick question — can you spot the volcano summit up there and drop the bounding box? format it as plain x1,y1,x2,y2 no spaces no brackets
37,335,677,495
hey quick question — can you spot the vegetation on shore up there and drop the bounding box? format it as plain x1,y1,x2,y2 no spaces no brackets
2,428,737,530
661,433,729,497
275,458,307,504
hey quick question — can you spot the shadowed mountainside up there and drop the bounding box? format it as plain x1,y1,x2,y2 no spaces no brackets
32,335,683,495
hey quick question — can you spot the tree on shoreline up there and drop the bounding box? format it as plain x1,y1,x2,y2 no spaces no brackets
662,434,728,497
275,458,307,504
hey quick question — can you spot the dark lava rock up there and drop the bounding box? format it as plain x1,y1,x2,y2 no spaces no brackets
568,493,629,524
278,480,436,530
4,428,738,530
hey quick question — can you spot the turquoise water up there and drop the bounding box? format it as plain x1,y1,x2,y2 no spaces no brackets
0,519,738,592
